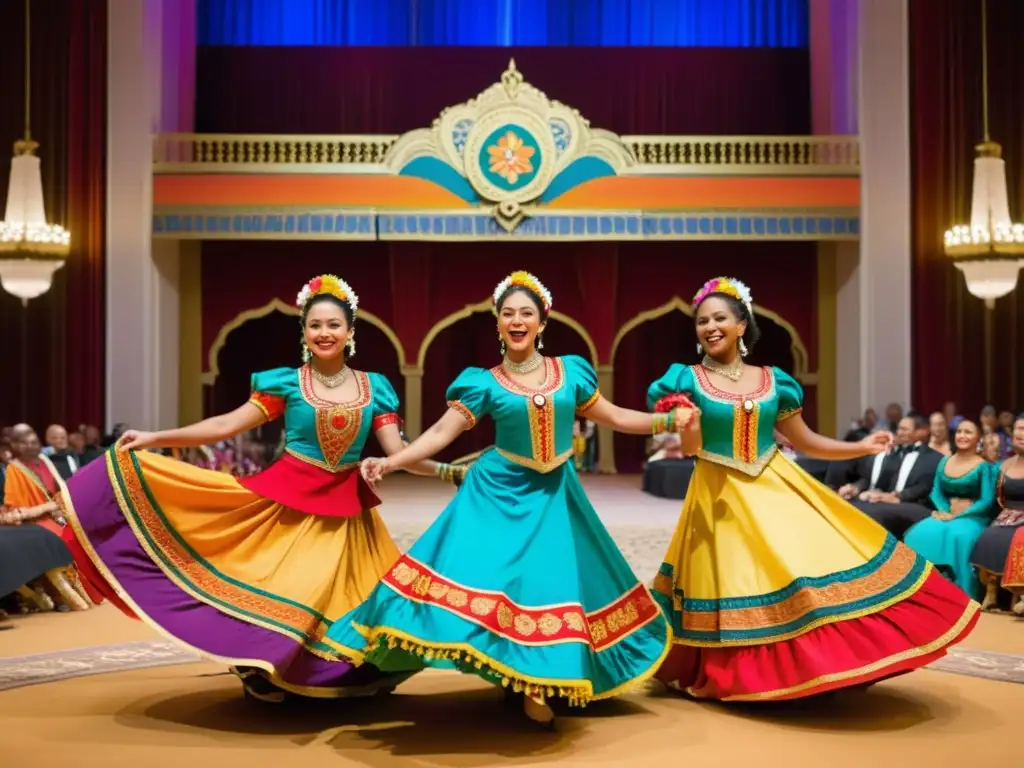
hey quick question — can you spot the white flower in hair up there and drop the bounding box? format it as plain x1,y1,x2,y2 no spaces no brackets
295,274,359,314
731,278,753,309
492,270,553,312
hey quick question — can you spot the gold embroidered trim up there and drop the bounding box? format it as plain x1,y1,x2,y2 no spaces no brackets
496,447,575,474
680,541,920,636
577,389,601,414
674,563,932,648
283,447,359,474
490,356,566,397
777,407,802,422
352,621,672,707
447,400,478,428
697,444,778,478
381,555,663,652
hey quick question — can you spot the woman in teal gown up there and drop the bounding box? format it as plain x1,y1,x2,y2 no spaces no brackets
904,419,998,600
325,271,687,727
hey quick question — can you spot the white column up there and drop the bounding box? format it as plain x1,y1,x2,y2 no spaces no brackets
809,0,912,433
106,0,196,431
858,0,912,413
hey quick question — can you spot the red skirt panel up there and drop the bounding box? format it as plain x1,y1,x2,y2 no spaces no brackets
237,452,381,517
657,568,979,701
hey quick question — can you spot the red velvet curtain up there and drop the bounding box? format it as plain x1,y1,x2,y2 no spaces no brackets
0,0,106,430
910,0,1024,414
196,47,810,135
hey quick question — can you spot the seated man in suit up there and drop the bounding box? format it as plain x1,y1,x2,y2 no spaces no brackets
832,412,942,537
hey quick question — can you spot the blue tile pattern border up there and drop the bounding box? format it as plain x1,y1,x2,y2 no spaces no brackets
153,209,859,241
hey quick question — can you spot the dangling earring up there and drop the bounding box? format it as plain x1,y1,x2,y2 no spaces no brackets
738,338,749,358
498,331,506,356
537,334,544,350
696,343,703,357
346,338,356,359
301,339,311,364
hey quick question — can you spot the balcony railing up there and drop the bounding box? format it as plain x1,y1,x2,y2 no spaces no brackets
153,133,860,176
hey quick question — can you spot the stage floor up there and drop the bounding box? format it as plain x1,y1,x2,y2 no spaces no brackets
3,475,1023,768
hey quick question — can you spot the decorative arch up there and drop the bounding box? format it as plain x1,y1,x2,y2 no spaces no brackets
609,296,814,383
415,298,599,372
201,298,407,384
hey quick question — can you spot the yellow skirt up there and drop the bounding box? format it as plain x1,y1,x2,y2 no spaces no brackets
63,448,401,682
651,453,979,700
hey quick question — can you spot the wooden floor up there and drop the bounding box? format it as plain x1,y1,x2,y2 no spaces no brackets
2,475,1023,768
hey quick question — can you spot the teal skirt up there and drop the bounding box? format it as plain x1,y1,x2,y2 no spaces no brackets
325,449,671,705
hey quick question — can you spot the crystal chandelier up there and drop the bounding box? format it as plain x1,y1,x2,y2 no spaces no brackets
0,0,70,306
943,0,1023,309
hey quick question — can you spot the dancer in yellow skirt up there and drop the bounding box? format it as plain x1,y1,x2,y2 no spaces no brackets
56,274,464,702
648,276,980,701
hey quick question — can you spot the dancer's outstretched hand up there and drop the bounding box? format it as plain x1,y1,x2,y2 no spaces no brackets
675,406,700,432
120,430,158,451
360,457,389,486
859,431,893,455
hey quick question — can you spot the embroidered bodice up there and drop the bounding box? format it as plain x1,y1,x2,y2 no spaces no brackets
446,355,600,473
929,459,997,521
647,364,803,477
248,366,400,472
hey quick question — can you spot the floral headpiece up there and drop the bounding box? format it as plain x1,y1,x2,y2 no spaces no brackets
296,274,359,316
492,271,553,313
692,276,753,312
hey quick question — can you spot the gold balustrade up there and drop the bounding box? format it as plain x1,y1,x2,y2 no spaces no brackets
153,133,859,176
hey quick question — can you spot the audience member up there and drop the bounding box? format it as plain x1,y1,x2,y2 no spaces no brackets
43,424,80,480
928,411,952,455
903,420,998,600
830,412,942,538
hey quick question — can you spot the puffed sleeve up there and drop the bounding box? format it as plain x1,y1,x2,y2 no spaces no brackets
370,373,402,432
562,355,601,414
445,367,490,428
773,367,804,422
646,364,694,412
248,367,292,422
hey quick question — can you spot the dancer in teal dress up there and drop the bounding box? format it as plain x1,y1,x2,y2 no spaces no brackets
905,419,998,600
326,271,688,727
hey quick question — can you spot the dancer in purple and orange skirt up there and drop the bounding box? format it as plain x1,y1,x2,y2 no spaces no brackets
54,274,464,703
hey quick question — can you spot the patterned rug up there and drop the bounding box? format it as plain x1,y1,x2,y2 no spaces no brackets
1,639,1022,694
0,641,201,692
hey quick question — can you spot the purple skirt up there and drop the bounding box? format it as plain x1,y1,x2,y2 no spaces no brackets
60,449,403,698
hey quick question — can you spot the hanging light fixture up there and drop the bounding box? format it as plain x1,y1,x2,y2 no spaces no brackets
943,0,1023,309
0,0,70,306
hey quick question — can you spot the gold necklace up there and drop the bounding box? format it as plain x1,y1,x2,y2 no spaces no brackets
701,355,743,382
503,352,543,375
311,364,349,388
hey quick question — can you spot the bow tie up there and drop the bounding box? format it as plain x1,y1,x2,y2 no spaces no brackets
898,444,920,457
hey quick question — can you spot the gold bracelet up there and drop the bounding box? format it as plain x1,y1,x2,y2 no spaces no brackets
652,413,669,435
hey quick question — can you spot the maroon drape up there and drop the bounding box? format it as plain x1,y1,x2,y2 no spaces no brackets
0,0,106,431
196,47,810,135
910,0,1024,414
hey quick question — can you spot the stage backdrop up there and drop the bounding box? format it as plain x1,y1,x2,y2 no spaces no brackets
201,241,818,469
194,41,816,469
0,0,106,432
197,0,809,47
195,46,810,135
910,0,1024,414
